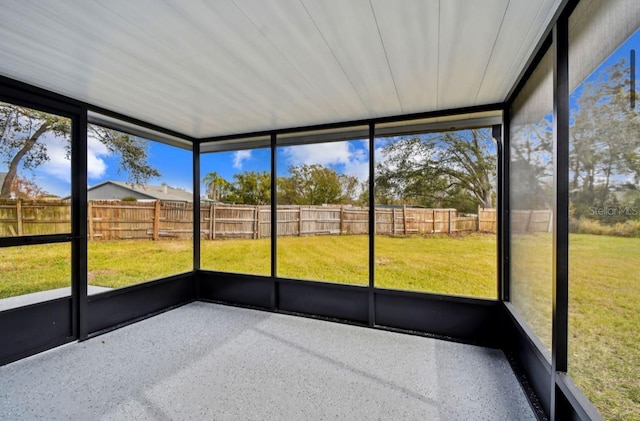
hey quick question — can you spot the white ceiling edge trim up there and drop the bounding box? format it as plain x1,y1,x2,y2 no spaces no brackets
375,116,503,138
200,112,503,153
201,137,271,153
88,111,193,150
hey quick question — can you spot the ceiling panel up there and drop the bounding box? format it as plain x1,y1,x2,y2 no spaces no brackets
300,0,401,116
475,0,563,103
371,0,440,114
0,0,562,139
230,0,367,128
437,0,509,110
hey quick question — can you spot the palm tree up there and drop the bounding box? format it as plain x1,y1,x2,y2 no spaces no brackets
202,171,231,202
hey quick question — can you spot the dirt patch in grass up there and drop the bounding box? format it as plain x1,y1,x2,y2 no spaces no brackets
88,269,118,282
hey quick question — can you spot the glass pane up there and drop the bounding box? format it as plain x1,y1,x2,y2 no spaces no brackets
374,127,497,298
0,243,71,309
200,148,271,276
568,1,640,417
509,47,554,358
276,137,369,285
87,126,192,292
0,101,71,236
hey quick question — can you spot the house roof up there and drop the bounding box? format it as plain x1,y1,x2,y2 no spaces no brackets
89,181,193,202
0,1,562,139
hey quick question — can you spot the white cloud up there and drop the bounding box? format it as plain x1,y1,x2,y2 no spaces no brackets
87,135,109,180
283,142,350,167
282,141,371,181
38,136,72,183
33,133,109,184
233,150,252,169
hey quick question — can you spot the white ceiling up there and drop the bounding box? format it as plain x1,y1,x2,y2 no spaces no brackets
0,0,562,139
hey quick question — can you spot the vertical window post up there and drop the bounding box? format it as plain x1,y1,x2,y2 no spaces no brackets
72,107,88,340
193,140,201,275
270,133,278,311
368,123,376,327
552,11,570,419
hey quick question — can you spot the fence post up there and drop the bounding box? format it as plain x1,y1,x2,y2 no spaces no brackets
526,210,534,233
214,203,216,240
449,209,453,233
432,212,436,234
298,207,302,236
392,208,396,235
403,205,407,235
340,206,344,235
211,204,216,240
153,200,160,240
16,199,23,236
88,201,94,241
254,206,259,239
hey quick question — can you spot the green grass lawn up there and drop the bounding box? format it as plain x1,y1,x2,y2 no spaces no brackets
511,233,553,354
0,244,72,297
0,233,638,418
201,234,497,298
375,234,497,298
87,240,193,287
569,234,640,421
509,233,640,420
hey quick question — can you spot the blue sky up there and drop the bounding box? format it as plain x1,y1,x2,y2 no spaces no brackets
200,139,371,191
3,134,373,198
570,28,639,111
1,136,193,197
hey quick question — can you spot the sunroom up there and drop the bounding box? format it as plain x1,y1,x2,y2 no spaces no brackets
0,1,638,419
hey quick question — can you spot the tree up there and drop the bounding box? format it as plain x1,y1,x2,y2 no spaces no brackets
202,171,232,202
277,164,345,205
375,129,496,212
569,58,640,223
338,173,361,205
510,117,554,211
225,170,271,205
0,103,160,198
8,175,49,199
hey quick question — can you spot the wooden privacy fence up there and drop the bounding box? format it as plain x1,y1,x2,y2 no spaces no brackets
198,204,498,238
89,200,193,240
0,199,71,236
0,199,503,240
511,209,553,233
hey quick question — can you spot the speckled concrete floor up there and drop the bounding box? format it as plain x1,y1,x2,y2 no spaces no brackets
0,302,536,420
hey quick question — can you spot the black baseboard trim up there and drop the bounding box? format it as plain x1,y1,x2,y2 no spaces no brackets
197,271,273,309
87,273,195,335
0,297,74,366
375,289,502,348
502,303,552,417
555,373,603,421
197,271,501,346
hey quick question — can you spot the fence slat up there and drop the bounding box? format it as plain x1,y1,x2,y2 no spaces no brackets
16,200,23,236
403,205,407,235
88,201,94,240
0,199,510,240
153,200,160,241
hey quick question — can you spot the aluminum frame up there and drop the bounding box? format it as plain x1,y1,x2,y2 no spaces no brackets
0,0,612,417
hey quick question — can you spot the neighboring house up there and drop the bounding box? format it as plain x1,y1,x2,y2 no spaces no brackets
81,181,193,202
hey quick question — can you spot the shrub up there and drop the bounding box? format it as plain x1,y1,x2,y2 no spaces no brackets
572,218,640,237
